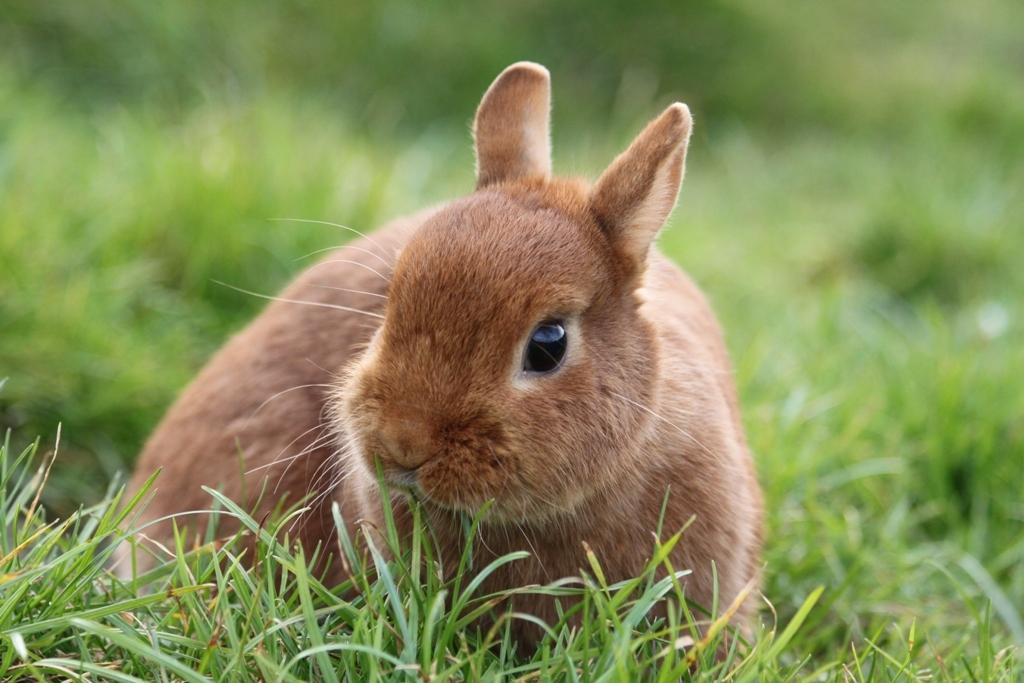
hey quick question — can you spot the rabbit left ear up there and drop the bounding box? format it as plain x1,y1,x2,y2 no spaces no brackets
473,62,552,188
590,103,692,277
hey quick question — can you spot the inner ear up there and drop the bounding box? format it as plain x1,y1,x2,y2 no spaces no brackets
590,103,692,277
473,62,552,188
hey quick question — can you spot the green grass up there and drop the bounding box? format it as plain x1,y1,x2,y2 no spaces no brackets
1,436,1016,681
2,0,1023,679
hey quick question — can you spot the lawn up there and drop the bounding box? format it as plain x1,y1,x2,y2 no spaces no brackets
1,1,1023,679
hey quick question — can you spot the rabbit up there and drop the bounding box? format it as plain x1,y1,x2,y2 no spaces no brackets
118,62,763,640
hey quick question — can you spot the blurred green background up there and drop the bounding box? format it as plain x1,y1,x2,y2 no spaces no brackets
1,0,1022,663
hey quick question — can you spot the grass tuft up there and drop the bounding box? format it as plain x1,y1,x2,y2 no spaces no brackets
1,434,1020,680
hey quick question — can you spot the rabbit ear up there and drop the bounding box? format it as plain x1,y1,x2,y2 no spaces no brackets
474,62,552,188
590,103,692,276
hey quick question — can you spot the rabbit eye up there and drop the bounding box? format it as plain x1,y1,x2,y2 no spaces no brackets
523,320,567,373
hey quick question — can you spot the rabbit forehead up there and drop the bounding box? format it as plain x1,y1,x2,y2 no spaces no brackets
385,191,607,338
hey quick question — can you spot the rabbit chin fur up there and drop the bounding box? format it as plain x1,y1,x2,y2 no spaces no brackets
118,62,763,638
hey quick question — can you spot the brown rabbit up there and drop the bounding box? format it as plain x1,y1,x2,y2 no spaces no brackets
119,62,763,637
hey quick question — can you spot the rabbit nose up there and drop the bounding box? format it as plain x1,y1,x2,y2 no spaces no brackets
377,418,433,470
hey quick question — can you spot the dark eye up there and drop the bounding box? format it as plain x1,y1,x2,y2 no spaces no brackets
523,320,567,373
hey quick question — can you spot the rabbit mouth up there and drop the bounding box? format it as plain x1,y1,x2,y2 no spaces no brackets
364,442,564,523
376,454,506,516
379,463,423,494
377,461,487,514
380,459,566,525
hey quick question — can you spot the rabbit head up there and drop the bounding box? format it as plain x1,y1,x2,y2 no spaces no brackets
335,62,693,523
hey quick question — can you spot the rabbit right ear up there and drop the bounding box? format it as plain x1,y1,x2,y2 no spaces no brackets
590,103,692,280
473,62,552,188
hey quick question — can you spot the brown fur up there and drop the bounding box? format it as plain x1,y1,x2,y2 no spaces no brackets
120,62,763,641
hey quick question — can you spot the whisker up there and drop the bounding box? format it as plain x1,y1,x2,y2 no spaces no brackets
290,444,351,533
212,280,385,320
305,259,391,283
274,425,335,494
271,217,391,263
473,518,501,559
296,243,394,268
310,284,388,300
609,390,715,458
513,520,550,581
248,383,334,419
304,357,344,380
299,427,354,502
305,442,344,496
245,447,316,476
245,422,326,475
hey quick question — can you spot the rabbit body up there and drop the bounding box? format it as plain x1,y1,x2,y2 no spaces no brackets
122,62,763,633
